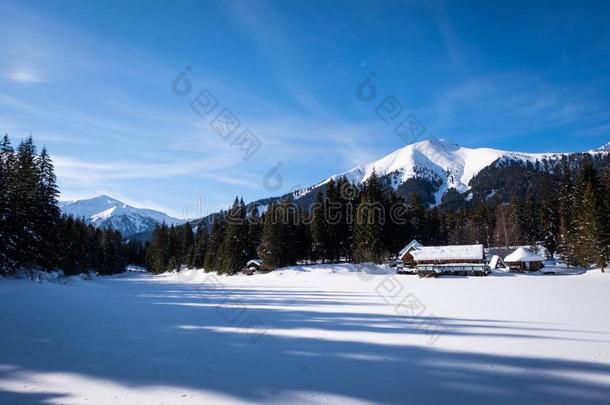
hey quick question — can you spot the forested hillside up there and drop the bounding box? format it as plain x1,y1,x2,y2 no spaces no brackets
147,154,610,273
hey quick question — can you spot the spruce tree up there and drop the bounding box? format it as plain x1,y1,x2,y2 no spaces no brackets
148,224,170,274
600,171,610,272
310,192,330,263
13,137,40,266
217,197,248,274
573,160,605,267
182,222,195,267
335,176,356,261
353,170,385,263
203,214,226,272
192,225,209,268
406,192,426,243
540,177,560,258
557,159,578,265
246,205,263,259
325,178,340,261
35,147,60,270
0,135,16,272
257,203,284,270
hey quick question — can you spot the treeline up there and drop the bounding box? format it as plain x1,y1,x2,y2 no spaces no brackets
0,135,127,275
148,156,610,274
146,174,445,274
441,157,610,269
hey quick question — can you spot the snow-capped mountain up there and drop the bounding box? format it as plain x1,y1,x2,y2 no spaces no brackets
193,138,609,228
593,142,610,152
272,138,607,208
59,195,184,238
315,138,567,203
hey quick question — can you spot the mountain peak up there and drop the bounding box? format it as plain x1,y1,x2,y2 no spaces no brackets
319,138,569,206
595,142,610,152
59,195,183,238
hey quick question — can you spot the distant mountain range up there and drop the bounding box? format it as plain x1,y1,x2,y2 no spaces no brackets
61,139,609,237
193,138,610,229
59,195,184,239
238,138,610,210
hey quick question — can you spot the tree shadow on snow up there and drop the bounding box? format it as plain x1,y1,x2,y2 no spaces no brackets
1,275,610,404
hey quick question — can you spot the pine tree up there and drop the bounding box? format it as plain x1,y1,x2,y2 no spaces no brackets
278,198,300,266
573,160,605,267
406,192,426,243
203,214,226,272
182,222,195,267
310,191,330,263
493,203,520,248
257,203,283,270
147,224,170,274
217,197,248,274
13,137,40,266
99,228,126,275
540,177,560,258
520,195,543,245
0,135,16,272
167,225,183,271
325,178,340,261
557,159,577,265
245,205,263,259
353,170,385,263
0,136,129,275
35,147,60,270
335,176,356,260
600,171,610,272
384,191,409,256
192,225,209,268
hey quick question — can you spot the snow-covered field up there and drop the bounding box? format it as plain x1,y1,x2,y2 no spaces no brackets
1,265,610,404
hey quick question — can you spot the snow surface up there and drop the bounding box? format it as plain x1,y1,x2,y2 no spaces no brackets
2,265,610,404
59,195,184,236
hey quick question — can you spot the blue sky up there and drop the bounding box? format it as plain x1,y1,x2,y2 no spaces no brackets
1,0,609,218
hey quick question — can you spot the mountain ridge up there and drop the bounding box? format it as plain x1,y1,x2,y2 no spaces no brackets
59,195,184,238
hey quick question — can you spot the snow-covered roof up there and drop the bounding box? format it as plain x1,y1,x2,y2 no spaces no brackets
247,259,262,267
398,239,423,258
504,247,544,263
410,244,484,261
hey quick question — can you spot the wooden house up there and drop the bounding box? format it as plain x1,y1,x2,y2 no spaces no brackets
410,244,488,277
398,239,424,268
504,247,544,272
242,259,262,275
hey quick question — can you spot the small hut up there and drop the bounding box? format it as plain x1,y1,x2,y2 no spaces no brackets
243,259,262,275
504,247,544,272
398,240,424,267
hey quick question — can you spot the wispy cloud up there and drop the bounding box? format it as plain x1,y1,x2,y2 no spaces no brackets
427,71,610,146
6,69,46,83
53,155,257,187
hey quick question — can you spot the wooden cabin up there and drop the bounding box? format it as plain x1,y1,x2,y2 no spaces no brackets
504,247,544,272
242,259,262,275
398,240,424,268
410,244,488,277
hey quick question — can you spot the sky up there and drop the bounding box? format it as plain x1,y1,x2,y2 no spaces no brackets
1,0,609,218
